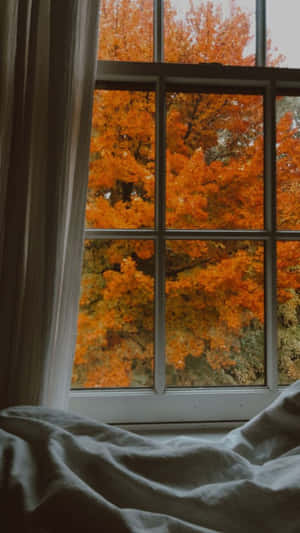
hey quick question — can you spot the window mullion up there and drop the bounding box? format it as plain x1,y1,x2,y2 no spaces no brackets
154,77,166,394
256,0,266,67
84,229,156,239
154,0,164,62
265,80,278,391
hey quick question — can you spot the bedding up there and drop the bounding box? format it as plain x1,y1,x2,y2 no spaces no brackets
1,381,300,533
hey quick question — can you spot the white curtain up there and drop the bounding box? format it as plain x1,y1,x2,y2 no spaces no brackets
0,0,99,409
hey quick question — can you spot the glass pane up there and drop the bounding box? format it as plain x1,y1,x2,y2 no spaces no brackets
98,0,153,61
166,92,263,229
166,240,264,386
277,96,300,230
165,0,255,65
267,0,300,68
277,241,300,385
87,90,155,229
72,240,154,388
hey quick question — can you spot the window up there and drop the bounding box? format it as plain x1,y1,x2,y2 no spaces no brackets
69,0,300,424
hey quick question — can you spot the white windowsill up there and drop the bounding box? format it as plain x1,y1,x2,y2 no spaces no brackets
117,421,243,442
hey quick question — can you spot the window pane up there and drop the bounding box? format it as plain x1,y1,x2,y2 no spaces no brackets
87,90,155,229
166,92,263,229
267,0,300,68
165,0,255,65
98,0,153,62
277,241,300,385
72,240,154,388
277,96,300,230
166,240,264,386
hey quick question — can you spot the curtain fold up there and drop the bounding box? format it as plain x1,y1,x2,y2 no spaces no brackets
0,0,99,409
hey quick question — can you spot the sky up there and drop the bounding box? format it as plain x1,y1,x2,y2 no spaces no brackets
171,0,300,68
267,0,300,68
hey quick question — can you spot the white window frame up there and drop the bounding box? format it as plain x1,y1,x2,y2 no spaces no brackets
69,0,300,424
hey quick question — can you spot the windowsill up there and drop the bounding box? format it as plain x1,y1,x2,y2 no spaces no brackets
117,421,243,442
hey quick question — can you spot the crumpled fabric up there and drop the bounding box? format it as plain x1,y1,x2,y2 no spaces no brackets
1,381,300,532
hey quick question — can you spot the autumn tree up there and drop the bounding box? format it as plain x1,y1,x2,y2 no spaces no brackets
72,0,300,389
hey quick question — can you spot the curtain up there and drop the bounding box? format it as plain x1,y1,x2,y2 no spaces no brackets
0,0,99,409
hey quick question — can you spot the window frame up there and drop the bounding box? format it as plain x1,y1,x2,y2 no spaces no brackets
68,1,300,424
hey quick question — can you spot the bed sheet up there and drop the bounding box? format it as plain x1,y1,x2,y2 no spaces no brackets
1,381,300,532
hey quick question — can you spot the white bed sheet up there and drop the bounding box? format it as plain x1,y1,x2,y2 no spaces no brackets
1,381,300,532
